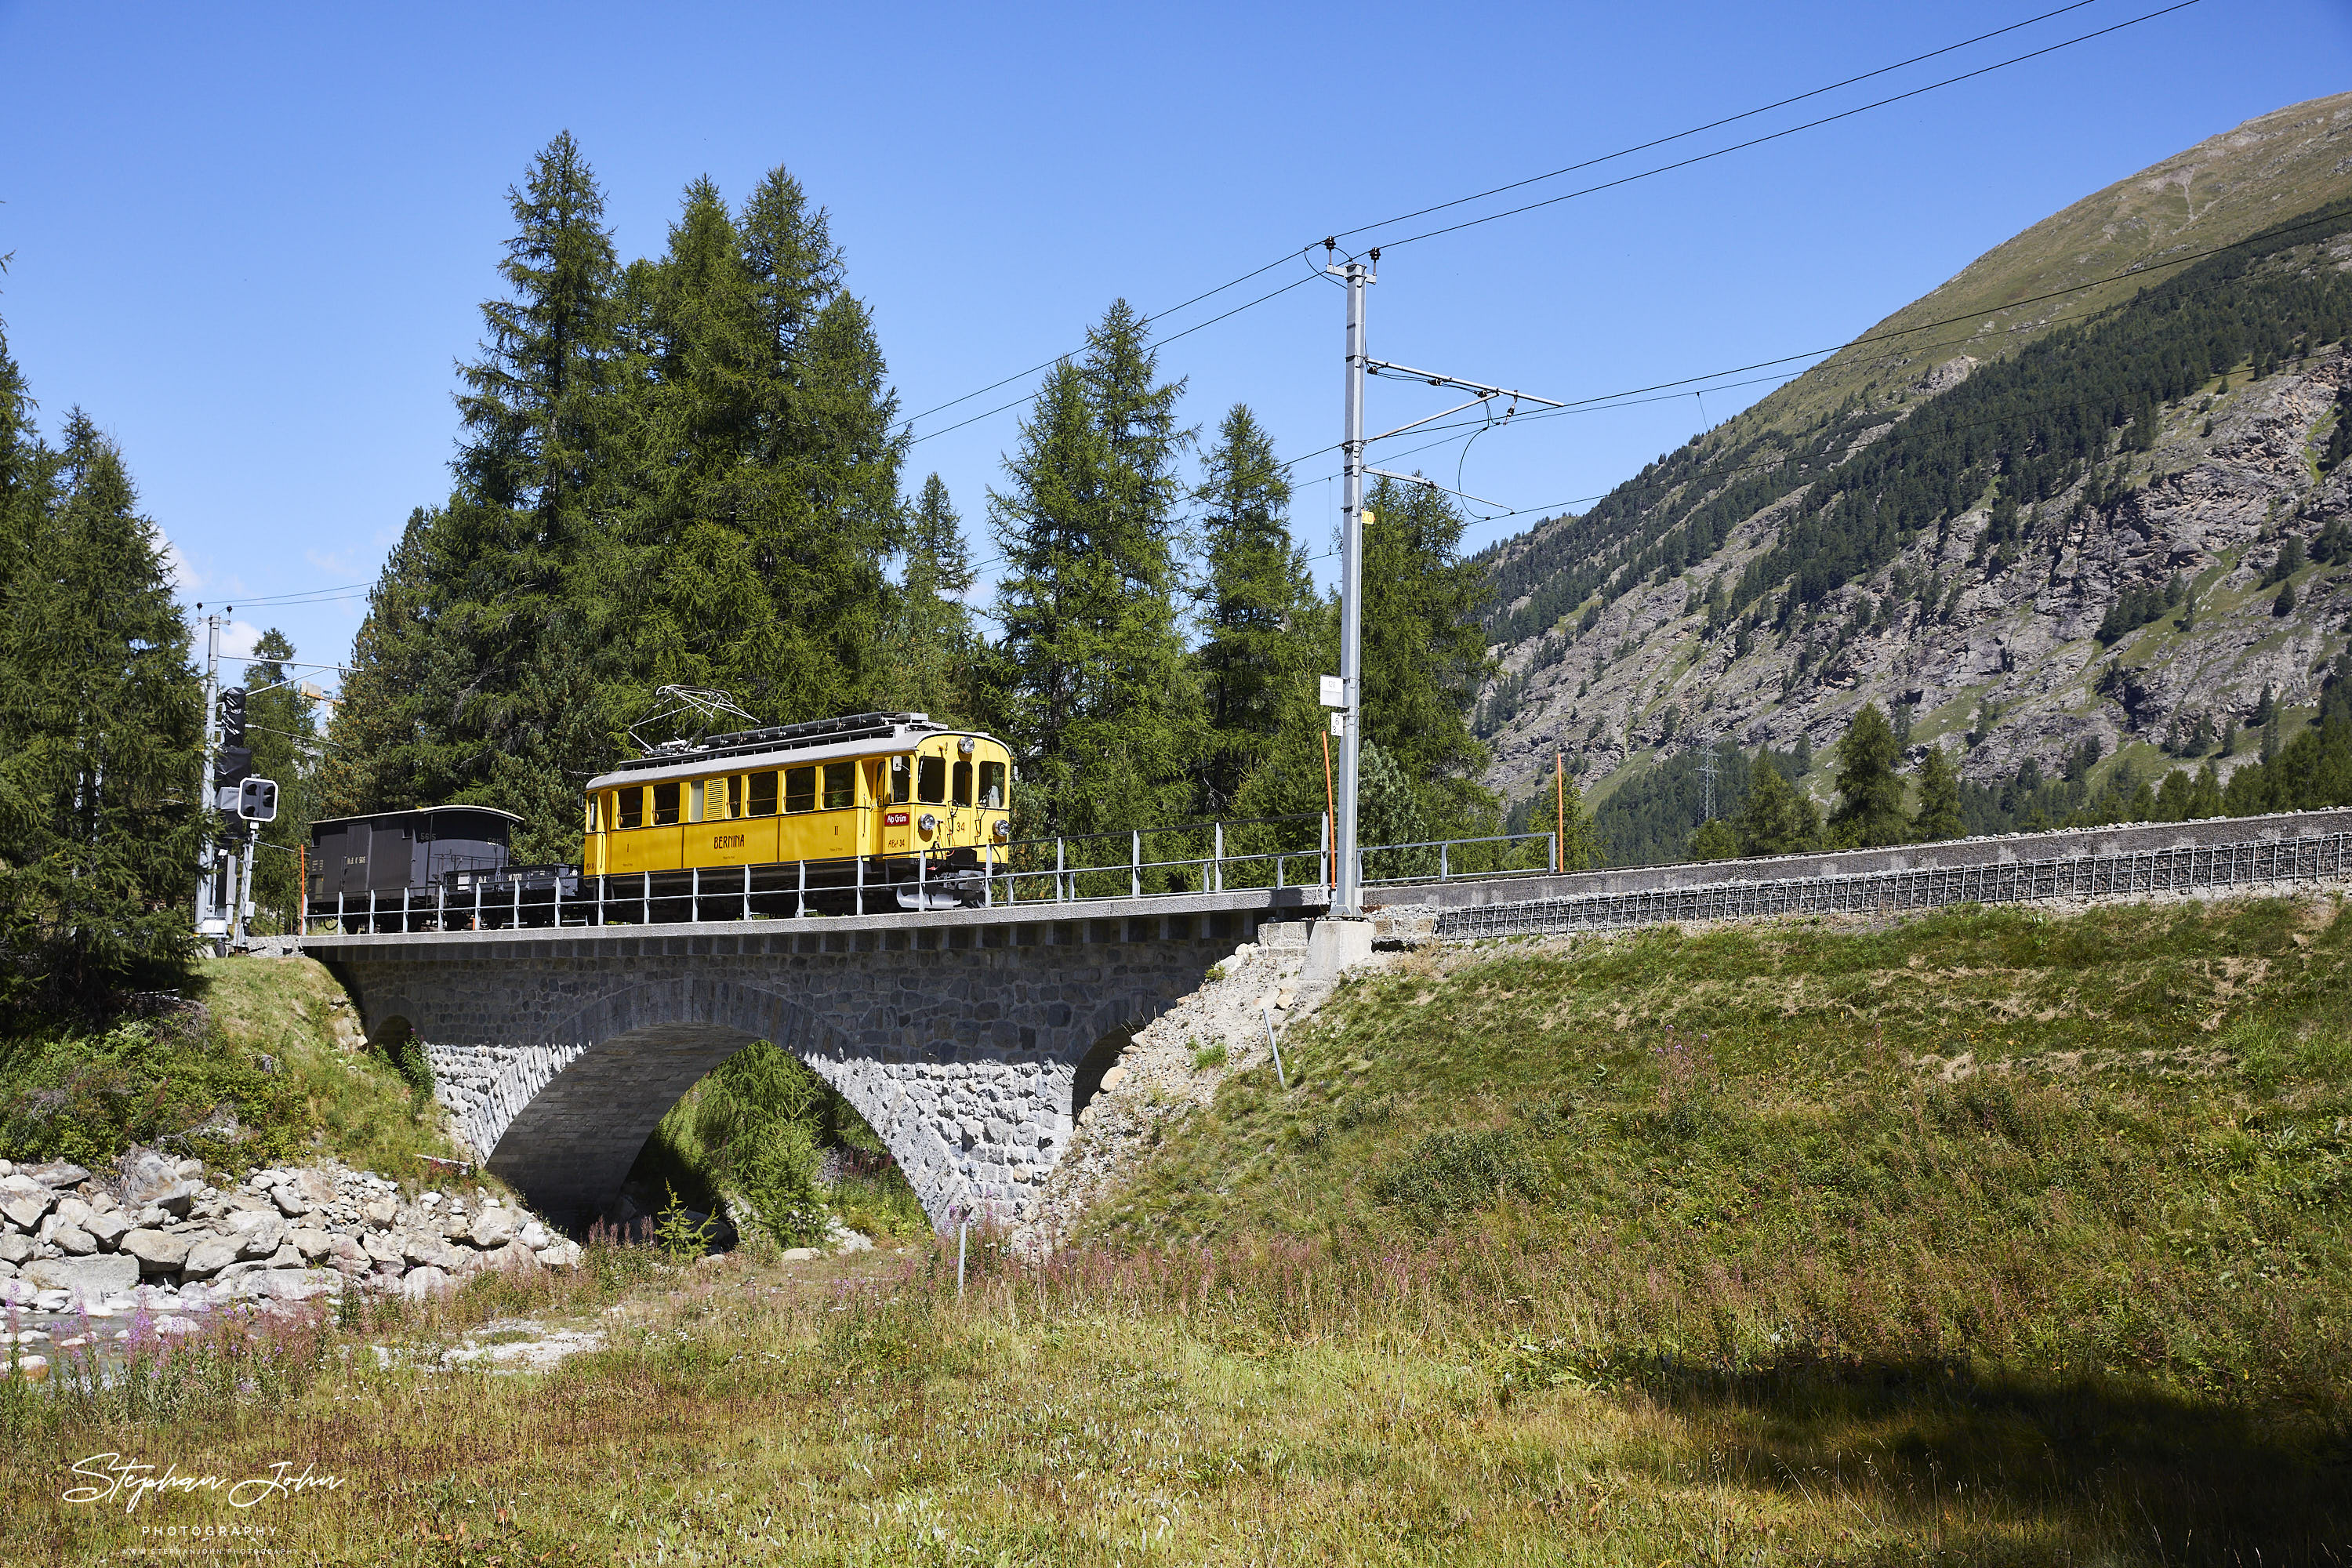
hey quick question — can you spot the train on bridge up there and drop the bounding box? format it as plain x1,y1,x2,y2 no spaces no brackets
307,712,1015,931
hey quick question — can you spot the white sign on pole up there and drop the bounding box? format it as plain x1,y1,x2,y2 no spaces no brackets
1318,675,1345,708
1329,711,1345,736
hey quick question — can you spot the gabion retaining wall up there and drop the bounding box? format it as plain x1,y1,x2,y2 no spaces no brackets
1436,830,2352,939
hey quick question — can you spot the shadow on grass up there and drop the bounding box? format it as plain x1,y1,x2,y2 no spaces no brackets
1634,1356,2352,1565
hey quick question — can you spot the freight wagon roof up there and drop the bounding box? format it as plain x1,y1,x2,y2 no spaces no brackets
310,806,524,833
586,728,1006,793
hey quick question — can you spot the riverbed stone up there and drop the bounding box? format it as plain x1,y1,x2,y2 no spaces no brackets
21,1254,140,1298
120,1229,191,1272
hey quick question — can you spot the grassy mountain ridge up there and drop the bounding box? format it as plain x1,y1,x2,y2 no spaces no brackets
1472,94,2352,818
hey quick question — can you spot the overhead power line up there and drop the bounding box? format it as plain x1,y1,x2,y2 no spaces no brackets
897,0,2204,447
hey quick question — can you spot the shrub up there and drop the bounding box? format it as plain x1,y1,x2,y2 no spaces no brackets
1370,1128,1541,1229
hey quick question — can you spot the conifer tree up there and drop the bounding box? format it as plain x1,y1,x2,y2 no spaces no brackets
1358,739,1432,878
416,131,623,859
1830,703,1909,847
891,473,977,722
0,412,200,1004
1194,405,1310,816
1912,743,1965,841
1687,817,1740,861
1736,758,1820,856
1358,475,1496,833
986,303,1200,842
240,630,321,927
322,508,439,816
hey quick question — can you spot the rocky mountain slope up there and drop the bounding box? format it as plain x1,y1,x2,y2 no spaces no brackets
1475,93,2352,815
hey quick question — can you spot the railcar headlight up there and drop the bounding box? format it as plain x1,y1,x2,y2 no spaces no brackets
993,818,1011,840
918,813,938,834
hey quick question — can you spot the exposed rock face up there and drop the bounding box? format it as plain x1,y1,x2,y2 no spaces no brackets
1481,349,2352,804
0,1151,581,1310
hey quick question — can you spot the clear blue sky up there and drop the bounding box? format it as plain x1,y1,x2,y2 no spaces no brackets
2,0,2344,684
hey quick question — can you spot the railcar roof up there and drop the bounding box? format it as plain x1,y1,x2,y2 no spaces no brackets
310,806,525,830
586,727,1006,793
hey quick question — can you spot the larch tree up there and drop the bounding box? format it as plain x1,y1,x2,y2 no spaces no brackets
891,473,977,723
416,131,625,860
1358,475,1496,834
1830,703,1909,848
986,303,1200,844
0,411,201,1006
240,629,322,927
1911,743,1965,841
1735,758,1821,857
1193,404,1311,818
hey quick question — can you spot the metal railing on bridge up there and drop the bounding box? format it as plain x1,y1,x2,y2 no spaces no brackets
1437,829,2352,939
300,816,1565,935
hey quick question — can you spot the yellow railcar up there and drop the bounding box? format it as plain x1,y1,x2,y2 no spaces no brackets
583,712,1012,913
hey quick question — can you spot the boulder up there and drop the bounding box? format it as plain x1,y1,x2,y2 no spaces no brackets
288,1228,337,1262
232,1269,342,1304
360,1197,398,1230
437,1210,474,1242
292,1170,338,1210
360,1232,405,1267
20,1161,89,1189
269,1184,311,1218
518,1220,550,1251
120,1229,192,1273
53,1197,93,1231
534,1241,583,1269
397,1265,452,1301
483,1240,539,1275
21,1254,140,1298
180,1238,240,1280
82,1211,132,1249
51,1225,96,1258
467,1207,520,1249
225,1211,285,1258
399,1233,464,1272
118,1150,194,1213
0,1234,35,1265
0,1177,56,1232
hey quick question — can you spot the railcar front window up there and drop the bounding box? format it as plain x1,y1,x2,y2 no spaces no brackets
917,755,946,804
748,771,778,817
785,768,816,814
618,787,644,830
953,760,974,807
823,762,855,810
653,782,681,826
979,761,1005,808
889,756,911,804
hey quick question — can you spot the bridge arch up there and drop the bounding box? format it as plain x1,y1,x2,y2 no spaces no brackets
422,975,1078,1230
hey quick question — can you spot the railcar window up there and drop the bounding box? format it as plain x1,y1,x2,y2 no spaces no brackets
652,782,681,826
618,787,644,830
953,760,974,807
823,762,855,810
725,776,742,818
785,767,816,814
889,756,911,804
917,755,946,804
586,796,601,833
688,781,706,824
748,771,778,817
979,761,1005,808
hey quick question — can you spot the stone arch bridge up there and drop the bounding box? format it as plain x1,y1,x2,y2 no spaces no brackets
302,893,1325,1230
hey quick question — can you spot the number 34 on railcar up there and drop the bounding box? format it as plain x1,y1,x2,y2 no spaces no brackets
583,711,1013,913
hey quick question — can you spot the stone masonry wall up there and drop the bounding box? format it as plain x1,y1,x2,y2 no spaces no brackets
307,913,1264,1229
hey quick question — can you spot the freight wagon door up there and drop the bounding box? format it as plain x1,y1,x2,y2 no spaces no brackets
330,824,372,897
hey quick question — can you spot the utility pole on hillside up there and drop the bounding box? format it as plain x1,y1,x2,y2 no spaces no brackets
1323,243,1564,917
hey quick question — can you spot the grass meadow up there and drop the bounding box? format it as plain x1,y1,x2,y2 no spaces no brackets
3,896,2347,1563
